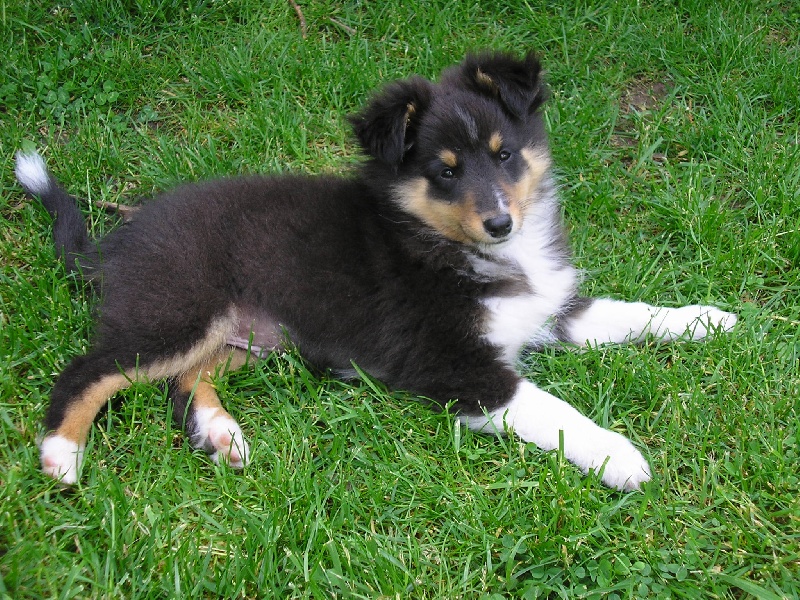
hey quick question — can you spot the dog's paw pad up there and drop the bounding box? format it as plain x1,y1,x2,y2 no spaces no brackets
40,435,84,485
207,417,250,469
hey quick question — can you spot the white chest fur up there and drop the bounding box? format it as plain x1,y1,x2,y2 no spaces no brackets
480,187,577,363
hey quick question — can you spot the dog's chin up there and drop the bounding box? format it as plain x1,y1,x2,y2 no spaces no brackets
466,229,517,248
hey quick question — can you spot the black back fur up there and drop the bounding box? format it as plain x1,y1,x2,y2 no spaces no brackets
23,50,562,420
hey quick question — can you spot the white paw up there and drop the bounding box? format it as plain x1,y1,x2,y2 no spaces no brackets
655,305,737,341
580,430,651,491
207,416,250,468
697,306,737,334
192,408,250,469
40,435,84,485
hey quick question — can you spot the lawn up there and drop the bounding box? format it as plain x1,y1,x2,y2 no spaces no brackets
1,0,798,597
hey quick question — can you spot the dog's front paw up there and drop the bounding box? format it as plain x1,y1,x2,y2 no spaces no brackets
577,430,651,491
40,435,84,485
598,437,651,492
693,305,737,337
654,305,737,341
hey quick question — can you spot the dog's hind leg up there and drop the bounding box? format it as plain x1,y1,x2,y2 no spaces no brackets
556,297,737,347
40,353,134,484
40,311,245,483
168,348,252,468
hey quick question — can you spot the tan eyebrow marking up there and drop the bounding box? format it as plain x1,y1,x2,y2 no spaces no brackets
489,131,504,153
438,149,458,168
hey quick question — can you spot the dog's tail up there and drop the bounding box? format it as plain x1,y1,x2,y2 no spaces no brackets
15,151,98,276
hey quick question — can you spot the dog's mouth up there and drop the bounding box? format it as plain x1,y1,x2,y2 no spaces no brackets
459,219,518,247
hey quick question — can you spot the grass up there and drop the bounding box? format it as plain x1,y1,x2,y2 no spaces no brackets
0,0,798,597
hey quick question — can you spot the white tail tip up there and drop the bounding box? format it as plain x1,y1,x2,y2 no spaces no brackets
15,151,51,195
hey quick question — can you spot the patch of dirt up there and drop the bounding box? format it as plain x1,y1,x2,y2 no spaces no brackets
610,77,674,160
619,78,672,115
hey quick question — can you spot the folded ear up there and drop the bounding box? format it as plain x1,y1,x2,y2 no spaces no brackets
455,51,548,119
349,76,433,167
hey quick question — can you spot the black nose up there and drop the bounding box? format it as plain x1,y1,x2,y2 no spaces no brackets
482,214,513,238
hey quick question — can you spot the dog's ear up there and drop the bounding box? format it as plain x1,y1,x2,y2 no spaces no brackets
457,51,548,119
349,76,432,167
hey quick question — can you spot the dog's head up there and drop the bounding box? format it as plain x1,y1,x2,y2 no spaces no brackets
350,51,551,246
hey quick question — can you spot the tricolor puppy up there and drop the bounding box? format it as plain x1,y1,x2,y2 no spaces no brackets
15,51,736,491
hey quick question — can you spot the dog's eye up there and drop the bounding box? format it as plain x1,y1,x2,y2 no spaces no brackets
440,168,455,179
498,150,512,162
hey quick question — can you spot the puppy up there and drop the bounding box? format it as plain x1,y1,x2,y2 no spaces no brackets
15,51,736,491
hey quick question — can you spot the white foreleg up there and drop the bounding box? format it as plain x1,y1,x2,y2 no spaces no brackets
563,298,737,346
461,380,651,491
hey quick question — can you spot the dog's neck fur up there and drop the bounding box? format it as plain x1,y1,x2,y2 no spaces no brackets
382,207,533,300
